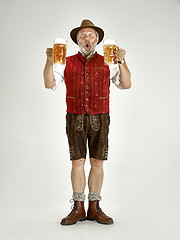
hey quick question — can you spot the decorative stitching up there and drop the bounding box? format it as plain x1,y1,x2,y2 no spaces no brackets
69,146,74,159
90,115,100,131
99,97,108,99
67,96,75,99
75,114,84,130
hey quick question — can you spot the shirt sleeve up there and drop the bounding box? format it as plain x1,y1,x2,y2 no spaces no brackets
51,64,65,91
109,64,124,89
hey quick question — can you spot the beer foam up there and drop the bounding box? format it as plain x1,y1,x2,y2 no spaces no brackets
103,39,116,45
54,38,67,44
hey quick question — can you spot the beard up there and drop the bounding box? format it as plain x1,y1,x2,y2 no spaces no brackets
78,40,97,56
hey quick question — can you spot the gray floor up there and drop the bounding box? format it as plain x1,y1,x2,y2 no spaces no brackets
0,157,179,240
0,195,179,240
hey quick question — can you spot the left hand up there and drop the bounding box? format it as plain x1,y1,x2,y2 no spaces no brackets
116,47,126,62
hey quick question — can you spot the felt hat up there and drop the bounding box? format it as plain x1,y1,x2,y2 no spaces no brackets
70,19,104,45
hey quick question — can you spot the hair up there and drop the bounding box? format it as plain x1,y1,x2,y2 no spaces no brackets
95,30,99,39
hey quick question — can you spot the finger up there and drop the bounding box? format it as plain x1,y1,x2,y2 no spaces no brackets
46,50,54,55
118,50,125,55
118,48,125,51
46,48,53,53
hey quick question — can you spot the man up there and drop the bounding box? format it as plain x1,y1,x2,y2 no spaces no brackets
43,19,131,225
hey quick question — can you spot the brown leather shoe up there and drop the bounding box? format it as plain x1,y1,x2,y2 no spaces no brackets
86,200,114,224
61,201,86,225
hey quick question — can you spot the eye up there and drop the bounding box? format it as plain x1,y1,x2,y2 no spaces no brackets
79,34,85,38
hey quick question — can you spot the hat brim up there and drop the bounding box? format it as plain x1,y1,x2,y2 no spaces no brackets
70,26,104,45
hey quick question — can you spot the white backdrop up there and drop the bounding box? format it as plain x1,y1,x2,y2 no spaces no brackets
0,0,180,239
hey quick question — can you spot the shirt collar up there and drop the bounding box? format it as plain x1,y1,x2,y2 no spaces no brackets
80,50,96,60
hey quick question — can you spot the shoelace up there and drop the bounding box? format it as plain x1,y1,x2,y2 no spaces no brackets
68,199,79,216
69,199,76,209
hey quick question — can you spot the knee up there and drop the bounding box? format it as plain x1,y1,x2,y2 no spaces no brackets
72,158,85,169
90,158,103,169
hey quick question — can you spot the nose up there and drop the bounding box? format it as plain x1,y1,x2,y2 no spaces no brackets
85,35,90,41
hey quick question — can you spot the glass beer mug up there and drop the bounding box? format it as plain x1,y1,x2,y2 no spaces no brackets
103,39,117,65
53,38,67,65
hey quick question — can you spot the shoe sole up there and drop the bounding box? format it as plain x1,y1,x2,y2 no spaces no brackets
86,217,114,225
60,217,86,226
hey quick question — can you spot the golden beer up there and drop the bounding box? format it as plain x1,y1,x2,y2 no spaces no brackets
53,38,67,64
103,40,117,65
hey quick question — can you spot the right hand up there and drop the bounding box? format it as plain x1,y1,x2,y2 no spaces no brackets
46,48,54,61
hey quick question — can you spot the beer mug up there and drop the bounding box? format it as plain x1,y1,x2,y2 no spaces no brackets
53,38,67,64
103,39,117,65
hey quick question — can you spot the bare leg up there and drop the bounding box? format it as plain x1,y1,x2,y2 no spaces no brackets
60,158,86,225
88,158,104,193
86,158,113,225
71,158,86,193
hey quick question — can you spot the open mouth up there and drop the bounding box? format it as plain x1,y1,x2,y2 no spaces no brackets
85,43,90,48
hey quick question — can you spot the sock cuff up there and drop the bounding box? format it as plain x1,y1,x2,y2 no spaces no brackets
88,192,102,201
72,192,86,201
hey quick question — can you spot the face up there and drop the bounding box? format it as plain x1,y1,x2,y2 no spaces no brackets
77,28,99,56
